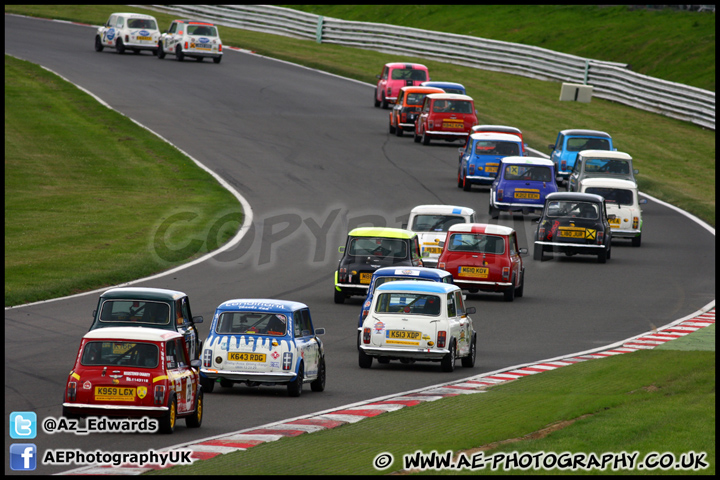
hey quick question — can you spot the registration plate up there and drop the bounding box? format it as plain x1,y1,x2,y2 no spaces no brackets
443,120,463,129
360,272,372,284
485,165,498,174
228,352,266,362
423,246,442,255
609,218,621,227
558,228,586,238
387,330,421,340
459,266,489,278
137,36,152,41
514,191,540,200
94,386,135,402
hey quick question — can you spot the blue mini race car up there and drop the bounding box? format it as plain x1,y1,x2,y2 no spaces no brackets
421,81,466,95
489,157,558,218
200,299,326,397
458,132,524,191
548,129,615,184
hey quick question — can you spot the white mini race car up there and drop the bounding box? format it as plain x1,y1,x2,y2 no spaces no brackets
158,19,223,63
95,12,160,55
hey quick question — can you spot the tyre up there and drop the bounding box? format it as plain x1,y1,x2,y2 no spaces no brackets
632,234,641,247
358,348,373,369
200,376,215,393
116,38,125,54
462,171,472,191
157,42,165,59
441,341,456,372
287,363,304,397
196,57,204,62
533,243,544,261
374,90,381,107
461,334,476,368
389,119,396,134
176,45,184,61
395,124,403,137
333,289,345,304
94,36,104,52
213,56,222,64
489,202,499,219
380,93,388,109
503,279,515,302
598,247,607,263
422,130,430,145
457,165,464,188
310,358,326,392
158,393,177,434
413,128,421,143
185,389,203,428
515,270,525,298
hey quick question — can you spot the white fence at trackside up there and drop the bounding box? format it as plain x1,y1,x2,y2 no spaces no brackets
145,4,715,130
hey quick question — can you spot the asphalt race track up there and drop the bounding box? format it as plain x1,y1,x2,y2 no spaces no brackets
4,15,715,475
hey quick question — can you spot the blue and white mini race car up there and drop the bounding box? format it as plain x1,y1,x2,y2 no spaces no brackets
489,156,559,218
200,299,325,397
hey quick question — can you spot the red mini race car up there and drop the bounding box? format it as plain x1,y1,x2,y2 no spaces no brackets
437,223,527,302
62,327,203,434
415,93,478,145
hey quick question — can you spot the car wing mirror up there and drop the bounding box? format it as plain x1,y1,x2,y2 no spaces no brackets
192,315,203,324
314,328,325,335
190,359,201,368
639,198,648,205
338,246,345,253
438,241,445,248
548,144,555,150
633,169,639,174
465,307,476,315
519,248,528,255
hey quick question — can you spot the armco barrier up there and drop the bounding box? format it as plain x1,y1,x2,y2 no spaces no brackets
146,4,715,130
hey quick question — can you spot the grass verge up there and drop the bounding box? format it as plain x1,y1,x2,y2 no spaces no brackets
147,349,715,475
4,55,241,306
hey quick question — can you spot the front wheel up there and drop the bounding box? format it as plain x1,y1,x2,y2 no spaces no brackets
157,42,165,59
176,45,184,61
310,358,326,392
461,335,476,368
185,390,203,428
94,36,104,52
116,38,125,54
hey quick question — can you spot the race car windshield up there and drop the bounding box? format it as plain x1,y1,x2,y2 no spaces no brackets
406,93,429,105
503,165,552,182
375,292,441,316
216,312,288,336
546,201,599,219
433,100,473,113
566,137,610,152
187,25,218,36
374,277,430,289
411,214,466,232
348,237,408,258
99,300,170,325
584,158,630,174
447,234,505,254
391,69,427,81
127,19,157,29
585,187,634,206
81,341,159,368
475,141,519,156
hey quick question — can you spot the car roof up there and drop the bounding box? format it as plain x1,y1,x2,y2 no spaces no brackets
410,204,475,216
499,156,554,167
426,93,474,101
559,129,612,138
347,227,416,239
215,299,307,313
580,177,638,189
421,81,465,88
112,13,157,19
385,62,428,69
472,125,522,134
447,223,515,236
371,266,453,279
375,280,459,294
83,326,182,342
470,132,523,142
399,86,445,95
100,287,186,301
173,19,217,26
546,192,605,203
578,150,633,160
